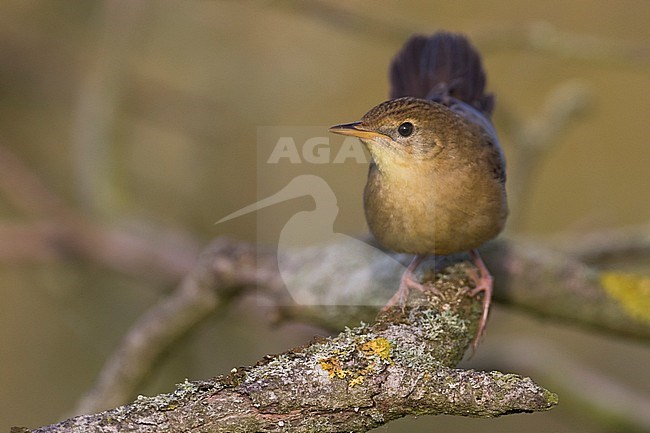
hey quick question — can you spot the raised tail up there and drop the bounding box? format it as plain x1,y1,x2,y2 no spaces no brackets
389,32,494,117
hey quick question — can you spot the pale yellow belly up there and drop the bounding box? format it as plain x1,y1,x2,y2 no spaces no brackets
364,168,507,255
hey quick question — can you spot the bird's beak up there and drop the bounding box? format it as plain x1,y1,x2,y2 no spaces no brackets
328,122,385,140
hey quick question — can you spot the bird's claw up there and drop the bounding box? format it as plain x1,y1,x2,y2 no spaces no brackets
465,250,494,354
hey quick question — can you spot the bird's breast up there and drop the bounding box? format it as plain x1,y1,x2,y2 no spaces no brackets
363,160,507,255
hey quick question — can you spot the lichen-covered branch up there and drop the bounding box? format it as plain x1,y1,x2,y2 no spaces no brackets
25,265,557,433
483,240,650,341
70,231,649,417
273,237,650,341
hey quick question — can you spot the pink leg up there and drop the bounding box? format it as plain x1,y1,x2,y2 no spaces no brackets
467,249,493,352
382,255,428,311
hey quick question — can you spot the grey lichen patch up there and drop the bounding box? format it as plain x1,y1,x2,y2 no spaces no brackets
243,352,316,396
384,305,473,369
413,308,469,340
126,379,222,414
391,337,440,370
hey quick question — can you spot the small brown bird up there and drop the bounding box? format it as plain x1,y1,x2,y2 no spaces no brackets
329,32,508,347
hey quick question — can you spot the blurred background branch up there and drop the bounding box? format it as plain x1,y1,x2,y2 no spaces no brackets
0,143,199,279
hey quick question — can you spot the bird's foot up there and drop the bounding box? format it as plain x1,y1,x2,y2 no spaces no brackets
465,250,493,354
382,273,427,311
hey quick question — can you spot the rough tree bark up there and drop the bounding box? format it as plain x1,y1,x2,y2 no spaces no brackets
18,261,556,433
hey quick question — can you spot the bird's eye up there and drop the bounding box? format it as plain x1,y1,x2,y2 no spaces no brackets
397,122,414,137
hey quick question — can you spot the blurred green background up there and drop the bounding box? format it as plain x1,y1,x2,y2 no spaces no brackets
1,0,649,431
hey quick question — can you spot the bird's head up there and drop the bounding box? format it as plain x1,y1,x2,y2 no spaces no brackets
329,97,471,172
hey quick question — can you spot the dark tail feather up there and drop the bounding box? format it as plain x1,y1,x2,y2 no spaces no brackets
389,32,494,117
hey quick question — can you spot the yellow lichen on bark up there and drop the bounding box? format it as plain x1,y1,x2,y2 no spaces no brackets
318,338,393,387
360,337,391,361
600,272,650,323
